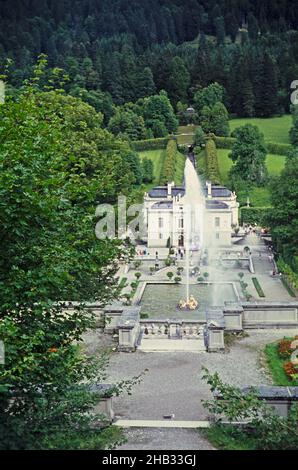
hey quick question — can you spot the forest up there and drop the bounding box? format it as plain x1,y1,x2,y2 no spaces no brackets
0,0,298,120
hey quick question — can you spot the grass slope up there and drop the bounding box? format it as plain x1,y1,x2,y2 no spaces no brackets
138,148,185,186
138,149,165,183
216,148,285,206
229,115,292,144
177,115,292,145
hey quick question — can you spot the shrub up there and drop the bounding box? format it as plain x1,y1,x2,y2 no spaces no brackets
266,142,292,156
167,271,174,280
278,339,292,359
283,361,298,380
134,272,142,280
213,135,235,149
240,207,270,225
277,258,298,290
252,277,265,297
133,260,142,269
174,276,182,283
205,139,221,184
160,139,178,184
164,257,172,267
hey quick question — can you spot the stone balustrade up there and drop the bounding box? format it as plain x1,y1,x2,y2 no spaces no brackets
140,320,204,340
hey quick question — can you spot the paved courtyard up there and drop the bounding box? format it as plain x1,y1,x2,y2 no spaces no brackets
107,329,297,449
107,329,296,422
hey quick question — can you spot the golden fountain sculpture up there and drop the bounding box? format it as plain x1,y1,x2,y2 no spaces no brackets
178,295,198,310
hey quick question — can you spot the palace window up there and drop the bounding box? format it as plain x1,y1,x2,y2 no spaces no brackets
158,217,163,229
178,218,184,229
215,217,220,227
159,233,163,239
215,232,220,239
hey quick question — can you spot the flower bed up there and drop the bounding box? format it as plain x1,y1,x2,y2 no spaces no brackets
283,361,298,380
278,339,293,358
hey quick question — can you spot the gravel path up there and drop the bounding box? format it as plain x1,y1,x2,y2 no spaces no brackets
107,329,295,423
117,428,215,450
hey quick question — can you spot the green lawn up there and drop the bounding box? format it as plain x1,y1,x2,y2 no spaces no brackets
217,149,286,184
177,115,292,145
138,148,185,186
229,115,292,144
216,149,285,206
138,149,165,183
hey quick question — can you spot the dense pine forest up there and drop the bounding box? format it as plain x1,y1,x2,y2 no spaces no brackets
1,0,298,120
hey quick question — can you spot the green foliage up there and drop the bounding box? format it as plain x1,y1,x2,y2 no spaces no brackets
289,106,298,146
266,153,298,265
213,135,235,149
142,91,178,137
194,126,206,148
252,277,266,297
0,61,136,449
229,124,267,184
194,82,225,113
131,137,169,151
122,151,143,185
160,139,179,185
167,57,190,105
202,424,257,450
108,107,146,140
202,368,298,450
141,157,154,183
205,139,221,184
266,142,292,156
210,102,230,137
277,259,298,291
240,207,270,227
265,342,298,386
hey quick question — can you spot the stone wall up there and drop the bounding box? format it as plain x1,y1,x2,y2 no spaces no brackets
242,301,298,329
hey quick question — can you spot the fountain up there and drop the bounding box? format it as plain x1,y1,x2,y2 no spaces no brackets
178,150,205,310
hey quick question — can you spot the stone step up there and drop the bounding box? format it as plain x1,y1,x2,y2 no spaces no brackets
113,419,210,429
137,338,206,352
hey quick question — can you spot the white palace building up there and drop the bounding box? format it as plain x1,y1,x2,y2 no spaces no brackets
143,180,239,249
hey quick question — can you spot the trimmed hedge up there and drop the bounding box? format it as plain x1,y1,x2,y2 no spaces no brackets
252,277,266,297
160,139,178,184
205,139,221,184
131,137,169,151
266,141,292,155
213,135,235,149
214,135,292,156
240,206,270,225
